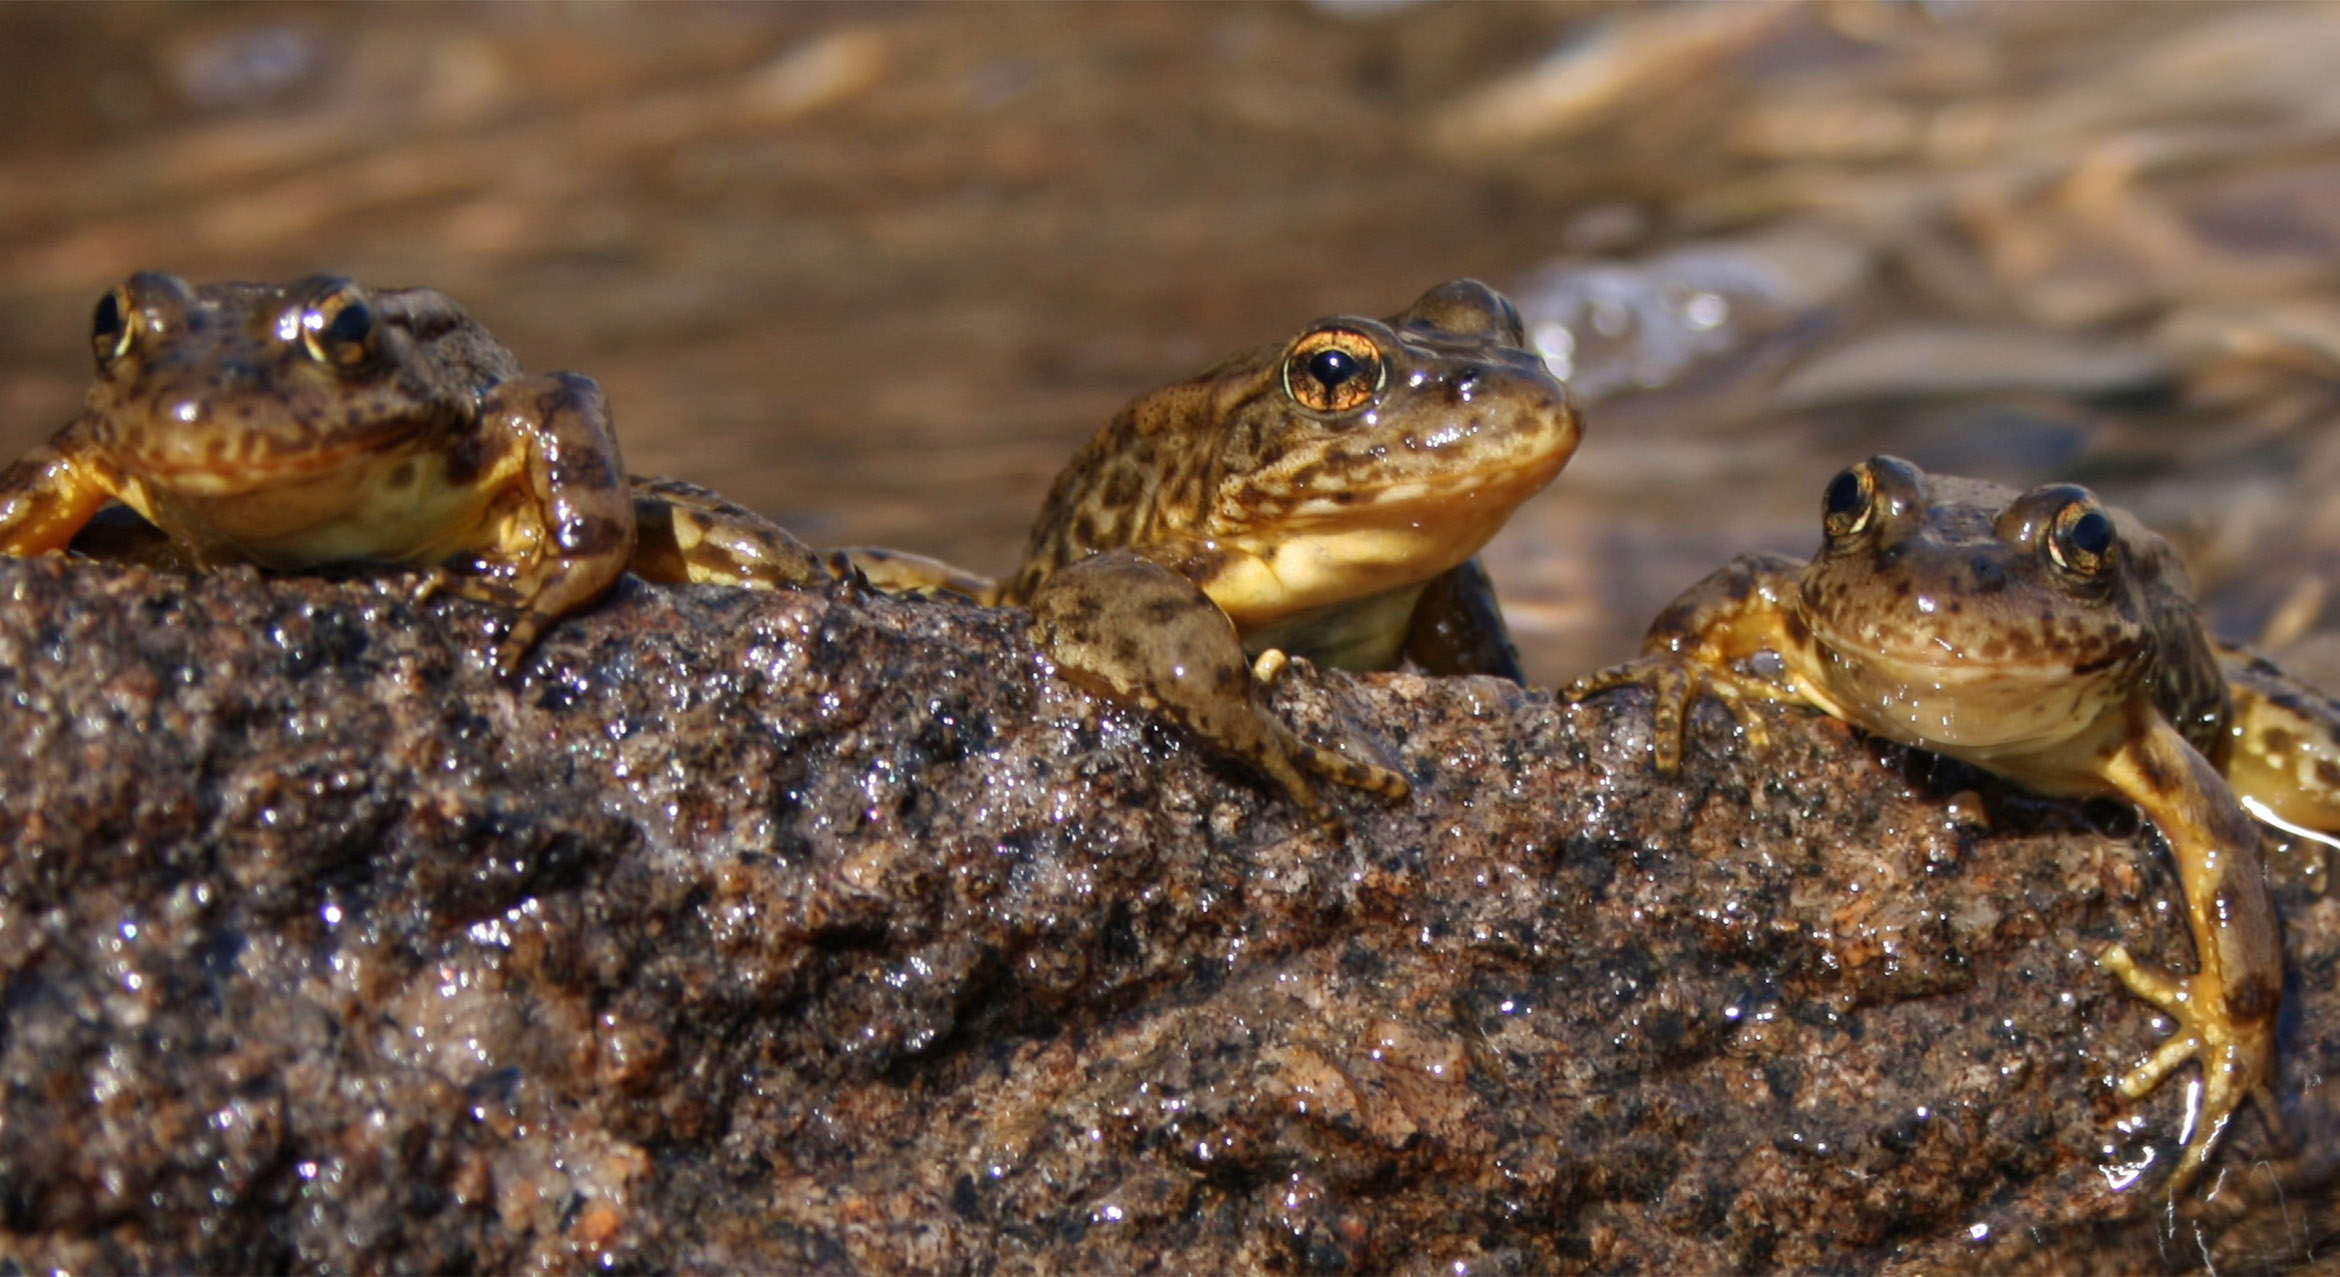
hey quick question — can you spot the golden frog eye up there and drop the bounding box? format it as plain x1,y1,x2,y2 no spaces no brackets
1283,328,1385,414
2047,500,2116,576
301,284,380,368
91,284,135,364
1820,463,1874,540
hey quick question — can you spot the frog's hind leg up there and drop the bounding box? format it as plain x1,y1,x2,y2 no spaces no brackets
1026,549,1408,831
2218,644,2340,838
2097,709,2285,1194
629,474,828,590
463,373,636,673
0,427,122,557
1400,557,1525,681
828,545,1000,604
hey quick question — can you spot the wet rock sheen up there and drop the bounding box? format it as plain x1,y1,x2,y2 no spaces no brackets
0,557,2334,1272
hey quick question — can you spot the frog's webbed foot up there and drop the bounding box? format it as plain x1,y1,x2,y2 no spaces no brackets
629,474,828,591
1561,553,1812,775
2098,944,2281,1194
1563,655,1793,776
1252,649,1410,802
1028,550,1408,829
2096,716,2288,1194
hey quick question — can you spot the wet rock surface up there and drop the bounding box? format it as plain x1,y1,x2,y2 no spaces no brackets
1,558,2336,1273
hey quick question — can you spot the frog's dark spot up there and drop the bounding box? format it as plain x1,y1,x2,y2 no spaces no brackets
1100,464,1144,509
1179,547,1231,585
2316,758,2340,791
2261,726,2299,754
386,459,417,490
443,433,487,487
2227,966,2281,1023
1139,596,1195,626
2131,743,2179,794
557,515,626,557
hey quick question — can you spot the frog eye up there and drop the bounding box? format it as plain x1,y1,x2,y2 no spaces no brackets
2047,501,2116,575
91,285,135,363
1283,328,1385,414
301,286,379,367
1820,463,1874,539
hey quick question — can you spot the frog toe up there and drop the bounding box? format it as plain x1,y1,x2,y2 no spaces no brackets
493,612,549,676
1292,737,1410,802
2099,944,2278,1192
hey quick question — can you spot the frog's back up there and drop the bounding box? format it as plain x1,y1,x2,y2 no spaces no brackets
1006,374,1243,605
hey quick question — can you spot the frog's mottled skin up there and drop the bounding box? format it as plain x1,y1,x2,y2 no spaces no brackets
1569,455,2340,1193
854,279,1581,825
0,272,820,670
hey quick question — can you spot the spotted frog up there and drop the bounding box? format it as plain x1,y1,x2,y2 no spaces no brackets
1568,455,2340,1192
853,279,1581,824
0,272,822,670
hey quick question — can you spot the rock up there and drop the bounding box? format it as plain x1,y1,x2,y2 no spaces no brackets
0,556,2333,1272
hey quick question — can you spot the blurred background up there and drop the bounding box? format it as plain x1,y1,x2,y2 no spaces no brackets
2,1,2337,688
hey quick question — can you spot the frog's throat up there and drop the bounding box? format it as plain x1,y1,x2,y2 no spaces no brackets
1200,493,1526,633
1803,628,2143,756
1290,467,1563,533
116,430,433,497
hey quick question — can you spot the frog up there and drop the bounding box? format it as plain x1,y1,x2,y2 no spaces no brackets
848,279,1583,825
0,272,823,672
1565,454,2340,1192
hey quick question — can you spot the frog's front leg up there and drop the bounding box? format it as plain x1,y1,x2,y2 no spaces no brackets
1563,552,1814,774
2097,707,2284,1193
0,425,124,557
1025,548,1408,829
1400,557,1525,681
629,474,828,590
456,373,636,672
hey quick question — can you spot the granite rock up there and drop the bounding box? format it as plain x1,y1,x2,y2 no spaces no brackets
0,557,2334,1273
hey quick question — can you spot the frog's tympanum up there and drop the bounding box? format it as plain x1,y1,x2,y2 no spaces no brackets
1569,455,2340,1192
854,279,1581,824
0,273,821,671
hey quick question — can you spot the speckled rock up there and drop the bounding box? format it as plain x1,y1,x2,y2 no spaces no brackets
0,556,2334,1273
